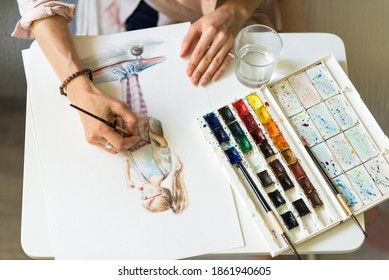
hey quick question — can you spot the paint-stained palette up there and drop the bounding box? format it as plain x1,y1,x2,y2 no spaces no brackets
197,55,389,257
269,57,389,213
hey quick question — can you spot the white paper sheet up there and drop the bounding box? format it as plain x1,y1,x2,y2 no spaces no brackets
23,23,243,259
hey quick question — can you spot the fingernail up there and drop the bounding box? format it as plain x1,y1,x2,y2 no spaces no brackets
212,74,220,81
191,76,199,85
199,78,208,86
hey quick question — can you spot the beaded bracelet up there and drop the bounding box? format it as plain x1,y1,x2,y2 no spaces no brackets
59,68,93,96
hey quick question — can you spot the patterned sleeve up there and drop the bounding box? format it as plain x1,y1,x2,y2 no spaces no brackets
12,0,76,39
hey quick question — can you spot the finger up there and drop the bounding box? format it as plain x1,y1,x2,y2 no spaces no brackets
100,142,119,154
86,135,118,154
186,28,216,78
197,47,230,86
111,102,138,135
105,129,141,152
189,36,223,85
180,24,201,58
195,37,233,86
211,51,233,82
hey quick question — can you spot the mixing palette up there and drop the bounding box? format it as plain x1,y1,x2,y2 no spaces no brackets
197,55,389,256
269,57,389,213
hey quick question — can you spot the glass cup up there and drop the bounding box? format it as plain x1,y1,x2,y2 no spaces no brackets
233,24,283,88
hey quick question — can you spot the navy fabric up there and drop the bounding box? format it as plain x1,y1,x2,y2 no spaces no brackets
125,1,159,31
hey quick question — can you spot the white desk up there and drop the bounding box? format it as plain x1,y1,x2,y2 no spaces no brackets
21,33,365,259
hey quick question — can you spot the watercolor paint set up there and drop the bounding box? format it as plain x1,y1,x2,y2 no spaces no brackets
197,55,389,256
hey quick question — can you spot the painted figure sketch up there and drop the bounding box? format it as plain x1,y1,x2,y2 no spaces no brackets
124,117,188,214
83,42,189,214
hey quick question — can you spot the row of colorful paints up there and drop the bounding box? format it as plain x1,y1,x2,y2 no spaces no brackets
269,62,389,211
243,93,324,210
203,110,305,232
202,104,334,237
221,96,324,231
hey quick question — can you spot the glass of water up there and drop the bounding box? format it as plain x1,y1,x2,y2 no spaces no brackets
233,24,283,88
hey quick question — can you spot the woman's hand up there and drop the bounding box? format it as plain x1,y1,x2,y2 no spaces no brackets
180,1,259,86
180,6,237,86
31,15,140,153
67,77,140,154
180,0,263,86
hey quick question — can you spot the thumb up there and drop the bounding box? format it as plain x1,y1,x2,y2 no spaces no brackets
112,102,138,135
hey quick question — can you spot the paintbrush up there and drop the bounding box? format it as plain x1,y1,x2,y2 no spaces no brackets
70,104,130,135
304,145,367,238
225,147,302,260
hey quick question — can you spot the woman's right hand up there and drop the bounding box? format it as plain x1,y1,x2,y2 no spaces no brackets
66,76,140,154
30,15,139,153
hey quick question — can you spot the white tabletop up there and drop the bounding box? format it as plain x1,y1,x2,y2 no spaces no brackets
21,33,365,259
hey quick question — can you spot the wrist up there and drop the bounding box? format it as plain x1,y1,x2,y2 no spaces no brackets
222,0,263,23
60,68,93,96
65,73,96,101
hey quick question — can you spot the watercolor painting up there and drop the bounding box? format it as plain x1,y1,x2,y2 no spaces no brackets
124,117,188,214
83,43,189,214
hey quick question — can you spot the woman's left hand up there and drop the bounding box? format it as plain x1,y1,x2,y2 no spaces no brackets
180,4,248,86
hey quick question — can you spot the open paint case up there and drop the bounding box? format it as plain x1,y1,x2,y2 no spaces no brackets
196,55,389,256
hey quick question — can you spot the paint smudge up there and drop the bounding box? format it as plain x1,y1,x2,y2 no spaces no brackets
311,142,342,178
326,134,361,171
269,80,303,117
333,174,363,209
288,71,322,108
305,63,339,100
290,111,323,147
344,124,378,162
364,158,389,195
325,94,358,130
307,102,341,139
346,165,381,204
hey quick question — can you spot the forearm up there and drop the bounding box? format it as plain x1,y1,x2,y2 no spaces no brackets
30,15,93,100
